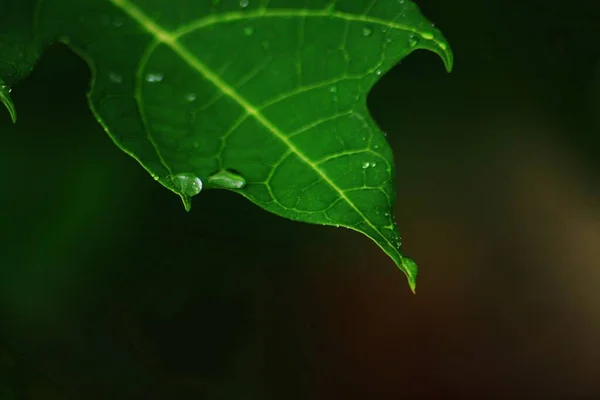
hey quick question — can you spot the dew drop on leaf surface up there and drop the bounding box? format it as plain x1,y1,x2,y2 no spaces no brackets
408,34,420,47
239,0,249,8
145,72,163,83
362,26,373,36
207,170,246,189
172,173,203,197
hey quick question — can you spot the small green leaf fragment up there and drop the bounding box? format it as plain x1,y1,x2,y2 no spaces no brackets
0,79,17,123
207,170,246,189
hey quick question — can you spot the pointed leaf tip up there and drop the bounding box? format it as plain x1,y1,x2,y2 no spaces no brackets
0,80,17,123
401,257,418,294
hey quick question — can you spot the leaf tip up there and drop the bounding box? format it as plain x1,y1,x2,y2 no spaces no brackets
436,41,454,73
444,49,454,73
0,81,17,124
401,257,418,294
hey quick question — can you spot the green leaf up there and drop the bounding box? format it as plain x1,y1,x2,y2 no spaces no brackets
19,0,452,291
0,78,16,123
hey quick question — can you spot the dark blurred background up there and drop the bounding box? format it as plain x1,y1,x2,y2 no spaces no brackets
2,0,600,398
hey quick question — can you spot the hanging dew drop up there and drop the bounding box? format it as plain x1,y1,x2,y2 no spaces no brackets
208,170,246,189
172,173,203,197
145,72,163,83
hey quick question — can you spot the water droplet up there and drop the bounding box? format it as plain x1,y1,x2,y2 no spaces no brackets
371,162,376,167
362,26,373,36
185,92,197,102
408,34,419,47
172,173,203,197
243,26,254,36
208,170,246,189
329,85,338,93
383,131,388,137
421,32,434,40
240,0,249,7
362,162,370,169
373,144,379,149
108,72,123,84
375,68,382,75
145,72,163,83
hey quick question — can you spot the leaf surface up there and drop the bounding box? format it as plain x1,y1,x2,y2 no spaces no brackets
21,0,452,290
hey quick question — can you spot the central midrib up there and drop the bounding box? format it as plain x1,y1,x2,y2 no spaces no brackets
107,0,409,280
